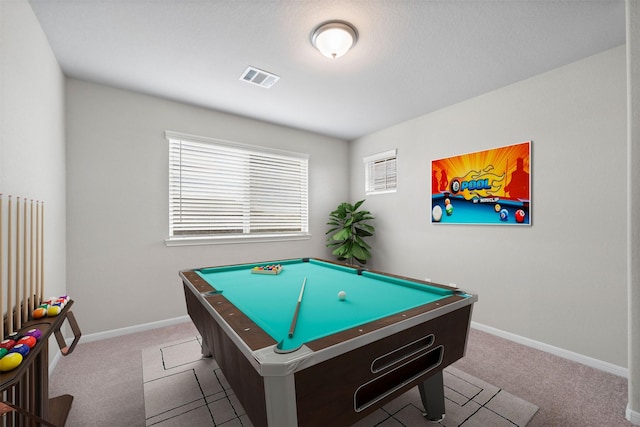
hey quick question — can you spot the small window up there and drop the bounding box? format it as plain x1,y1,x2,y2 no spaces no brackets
364,149,397,195
166,131,309,244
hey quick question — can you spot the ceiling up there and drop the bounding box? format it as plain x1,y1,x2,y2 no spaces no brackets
28,0,626,141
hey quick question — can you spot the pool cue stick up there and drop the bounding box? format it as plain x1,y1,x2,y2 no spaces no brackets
7,196,13,335
15,197,21,330
0,194,4,340
22,197,28,323
35,201,41,306
288,277,307,338
40,202,44,304
30,200,35,313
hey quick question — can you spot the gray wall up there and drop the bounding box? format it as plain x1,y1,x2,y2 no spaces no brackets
349,46,627,368
65,79,349,335
0,1,67,316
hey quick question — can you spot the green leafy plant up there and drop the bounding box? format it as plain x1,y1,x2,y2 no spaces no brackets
326,199,375,265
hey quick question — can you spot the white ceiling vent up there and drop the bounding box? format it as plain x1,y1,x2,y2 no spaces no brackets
240,66,280,89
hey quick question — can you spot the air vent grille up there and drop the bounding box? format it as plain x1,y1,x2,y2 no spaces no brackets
240,66,280,89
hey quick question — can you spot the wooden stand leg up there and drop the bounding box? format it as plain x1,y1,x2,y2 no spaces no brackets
0,401,57,426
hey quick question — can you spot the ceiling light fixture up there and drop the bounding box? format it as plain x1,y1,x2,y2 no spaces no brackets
311,20,358,59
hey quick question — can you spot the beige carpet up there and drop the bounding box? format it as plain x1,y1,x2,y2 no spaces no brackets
142,338,538,427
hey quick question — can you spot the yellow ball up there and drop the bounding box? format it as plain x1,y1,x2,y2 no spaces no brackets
47,305,61,317
0,352,23,372
494,203,501,212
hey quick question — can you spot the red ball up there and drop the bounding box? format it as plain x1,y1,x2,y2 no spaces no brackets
515,209,526,223
17,336,37,349
0,339,15,351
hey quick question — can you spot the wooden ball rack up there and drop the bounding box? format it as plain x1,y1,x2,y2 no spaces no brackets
0,195,82,426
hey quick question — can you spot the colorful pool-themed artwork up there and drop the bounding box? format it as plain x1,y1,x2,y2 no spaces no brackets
431,141,531,225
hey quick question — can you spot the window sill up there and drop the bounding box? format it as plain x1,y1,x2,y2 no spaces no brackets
164,233,312,247
365,189,397,196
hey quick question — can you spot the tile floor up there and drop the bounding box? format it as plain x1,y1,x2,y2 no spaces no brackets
142,338,538,427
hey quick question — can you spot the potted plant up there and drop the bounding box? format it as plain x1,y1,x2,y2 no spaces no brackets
326,199,375,265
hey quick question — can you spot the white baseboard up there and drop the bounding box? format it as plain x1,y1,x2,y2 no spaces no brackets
49,315,192,374
471,321,629,378
627,405,640,425
78,315,192,343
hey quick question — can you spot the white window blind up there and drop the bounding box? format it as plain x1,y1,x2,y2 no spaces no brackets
167,132,309,242
364,149,397,195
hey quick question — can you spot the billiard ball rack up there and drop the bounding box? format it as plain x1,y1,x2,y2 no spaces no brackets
250,264,283,274
0,300,81,426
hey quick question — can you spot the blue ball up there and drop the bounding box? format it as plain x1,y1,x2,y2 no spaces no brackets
9,343,29,357
499,208,509,221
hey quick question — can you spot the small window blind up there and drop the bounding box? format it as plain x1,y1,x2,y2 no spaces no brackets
364,149,397,195
167,132,309,241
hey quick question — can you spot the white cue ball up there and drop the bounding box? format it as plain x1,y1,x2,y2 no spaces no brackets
338,291,347,301
432,205,443,222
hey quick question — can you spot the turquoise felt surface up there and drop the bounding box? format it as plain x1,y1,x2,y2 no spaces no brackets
196,259,451,351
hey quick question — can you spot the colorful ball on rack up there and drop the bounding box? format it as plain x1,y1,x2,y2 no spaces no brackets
0,339,16,351
24,329,42,340
33,307,47,319
9,343,29,357
0,353,22,371
17,336,36,349
0,348,8,359
47,305,61,317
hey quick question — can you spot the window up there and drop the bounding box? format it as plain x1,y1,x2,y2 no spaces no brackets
364,149,397,195
166,131,309,245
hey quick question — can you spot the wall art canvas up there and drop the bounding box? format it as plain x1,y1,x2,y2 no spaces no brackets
431,141,531,225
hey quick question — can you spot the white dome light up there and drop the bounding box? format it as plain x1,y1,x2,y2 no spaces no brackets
311,21,358,59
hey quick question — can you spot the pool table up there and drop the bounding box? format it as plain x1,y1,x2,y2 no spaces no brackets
180,258,477,427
